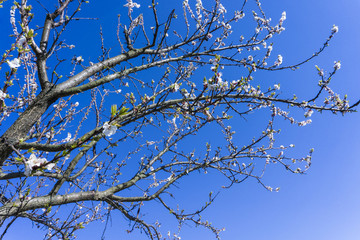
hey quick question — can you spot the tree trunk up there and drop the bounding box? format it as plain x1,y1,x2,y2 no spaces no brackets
0,86,56,166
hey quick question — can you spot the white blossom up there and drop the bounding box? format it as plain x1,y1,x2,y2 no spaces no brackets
334,61,341,70
218,4,226,14
243,84,250,92
235,11,245,21
166,174,174,182
196,0,203,13
298,119,312,126
24,154,54,176
304,109,313,118
17,97,24,106
45,132,52,139
7,58,21,69
10,8,16,26
278,27,285,33
17,36,26,47
275,55,283,66
0,90,6,101
76,56,84,63
208,83,217,90
218,80,229,91
173,83,180,92
147,141,155,146
103,121,117,136
124,0,140,12
280,11,286,22
331,25,339,34
63,132,72,142
216,72,223,82
46,163,56,170
274,84,280,90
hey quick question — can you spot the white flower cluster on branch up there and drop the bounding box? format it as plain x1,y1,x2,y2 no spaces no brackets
124,0,140,13
24,154,55,176
102,122,117,137
0,90,6,101
7,58,21,69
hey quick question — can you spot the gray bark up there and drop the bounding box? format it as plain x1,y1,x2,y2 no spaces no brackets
0,85,56,166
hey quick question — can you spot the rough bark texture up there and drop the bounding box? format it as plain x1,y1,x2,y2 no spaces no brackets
0,191,101,219
0,85,56,166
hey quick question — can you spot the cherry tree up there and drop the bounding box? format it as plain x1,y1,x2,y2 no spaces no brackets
0,0,356,239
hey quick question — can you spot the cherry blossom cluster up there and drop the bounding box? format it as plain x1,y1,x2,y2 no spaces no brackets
203,56,229,91
274,54,283,66
24,153,55,176
10,6,18,35
323,85,349,110
7,58,21,69
123,0,140,14
331,25,339,34
272,107,313,127
334,61,341,70
0,90,7,101
102,122,117,137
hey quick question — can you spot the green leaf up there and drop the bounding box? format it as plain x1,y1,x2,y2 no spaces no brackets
118,106,129,116
27,29,34,38
111,104,117,117
26,148,34,153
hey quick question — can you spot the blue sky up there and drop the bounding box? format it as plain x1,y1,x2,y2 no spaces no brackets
1,0,360,239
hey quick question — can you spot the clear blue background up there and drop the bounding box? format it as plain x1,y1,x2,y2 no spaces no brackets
1,0,359,239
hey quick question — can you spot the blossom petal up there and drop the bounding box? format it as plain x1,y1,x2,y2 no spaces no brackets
7,58,21,69
103,121,117,136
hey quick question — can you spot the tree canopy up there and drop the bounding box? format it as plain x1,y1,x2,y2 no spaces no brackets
0,0,357,239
